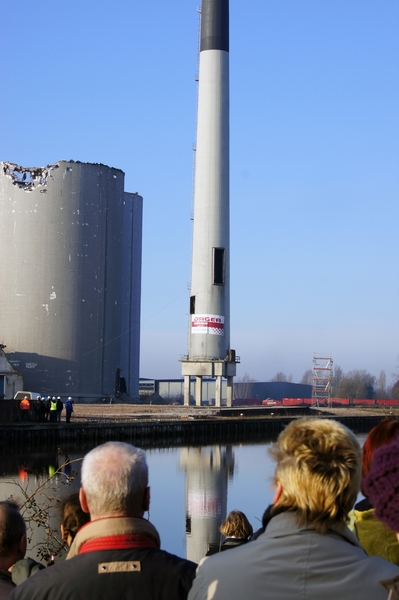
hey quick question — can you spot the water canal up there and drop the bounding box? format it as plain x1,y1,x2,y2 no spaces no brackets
0,434,367,564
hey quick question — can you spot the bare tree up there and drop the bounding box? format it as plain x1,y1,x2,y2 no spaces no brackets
234,373,256,399
301,369,312,385
336,369,376,400
271,372,293,383
6,453,81,562
392,379,399,400
392,354,399,383
331,366,344,396
376,370,387,398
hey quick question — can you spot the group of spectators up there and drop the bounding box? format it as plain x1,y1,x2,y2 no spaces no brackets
18,396,74,423
2,417,399,599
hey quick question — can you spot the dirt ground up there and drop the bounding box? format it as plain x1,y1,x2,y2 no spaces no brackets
70,403,399,423
71,403,212,422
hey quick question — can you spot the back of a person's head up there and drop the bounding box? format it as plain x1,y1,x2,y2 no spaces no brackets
269,418,361,534
361,419,399,484
220,510,253,539
81,442,148,517
0,501,26,558
61,493,90,543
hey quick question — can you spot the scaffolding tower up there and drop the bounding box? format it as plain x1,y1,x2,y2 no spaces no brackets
312,354,333,406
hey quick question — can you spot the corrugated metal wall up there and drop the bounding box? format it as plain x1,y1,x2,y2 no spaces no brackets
0,160,142,398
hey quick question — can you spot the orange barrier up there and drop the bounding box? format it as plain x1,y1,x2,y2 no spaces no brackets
377,399,399,406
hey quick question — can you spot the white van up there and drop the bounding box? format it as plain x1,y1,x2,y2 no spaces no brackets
14,391,42,401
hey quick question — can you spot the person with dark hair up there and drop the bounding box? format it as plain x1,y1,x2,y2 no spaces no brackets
0,502,26,598
9,442,197,600
60,494,90,548
0,502,43,598
351,419,399,564
206,510,253,556
47,493,91,565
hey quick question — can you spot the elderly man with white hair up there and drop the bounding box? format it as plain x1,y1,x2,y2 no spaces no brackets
10,442,196,600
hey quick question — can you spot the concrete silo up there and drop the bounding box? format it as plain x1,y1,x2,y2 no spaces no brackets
0,160,142,400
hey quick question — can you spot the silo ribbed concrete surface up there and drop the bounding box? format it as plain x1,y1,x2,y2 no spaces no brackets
0,160,142,399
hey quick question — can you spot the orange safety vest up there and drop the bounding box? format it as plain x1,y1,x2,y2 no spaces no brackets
20,398,30,410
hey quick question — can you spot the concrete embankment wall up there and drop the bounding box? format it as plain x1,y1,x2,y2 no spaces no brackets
0,414,386,453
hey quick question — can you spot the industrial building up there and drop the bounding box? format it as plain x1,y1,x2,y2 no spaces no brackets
0,345,23,399
0,160,142,400
139,378,312,405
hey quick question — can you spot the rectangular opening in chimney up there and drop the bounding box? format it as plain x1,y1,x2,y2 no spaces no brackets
213,247,225,285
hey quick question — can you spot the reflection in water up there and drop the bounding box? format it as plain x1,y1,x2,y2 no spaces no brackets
0,451,81,561
180,446,235,563
0,435,368,562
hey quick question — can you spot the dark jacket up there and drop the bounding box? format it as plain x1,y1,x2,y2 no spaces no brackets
9,517,196,600
206,537,249,556
0,569,14,600
381,573,399,599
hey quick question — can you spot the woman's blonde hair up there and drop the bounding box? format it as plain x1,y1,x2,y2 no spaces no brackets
269,418,361,534
220,510,253,538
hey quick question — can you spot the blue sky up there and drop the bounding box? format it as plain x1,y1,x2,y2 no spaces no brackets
2,1,398,384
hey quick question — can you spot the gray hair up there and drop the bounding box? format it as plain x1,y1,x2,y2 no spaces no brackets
81,442,148,517
0,501,26,557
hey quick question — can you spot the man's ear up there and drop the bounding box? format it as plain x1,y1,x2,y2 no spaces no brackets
143,487,150,512
79,487,90,514
18,533,27,558
272,481,283,504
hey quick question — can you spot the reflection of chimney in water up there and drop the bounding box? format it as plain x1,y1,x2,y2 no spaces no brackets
180,445,234,563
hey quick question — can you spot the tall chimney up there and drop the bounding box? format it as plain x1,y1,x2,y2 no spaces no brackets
181,0,236,407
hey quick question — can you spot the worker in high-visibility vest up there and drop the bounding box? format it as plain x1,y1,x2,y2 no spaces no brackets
50,397,58,423
19,396,30,422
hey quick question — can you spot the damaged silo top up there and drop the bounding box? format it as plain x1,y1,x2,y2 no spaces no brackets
3,162,60,192
2,160,125,193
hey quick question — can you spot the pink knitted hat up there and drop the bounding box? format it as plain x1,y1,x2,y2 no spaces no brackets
363,437,399,532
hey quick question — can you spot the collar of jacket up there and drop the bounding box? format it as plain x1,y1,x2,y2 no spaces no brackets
67,517,161,559
223,538,248,546
263,511,362,547
0,568,12,583
353,506,375,521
